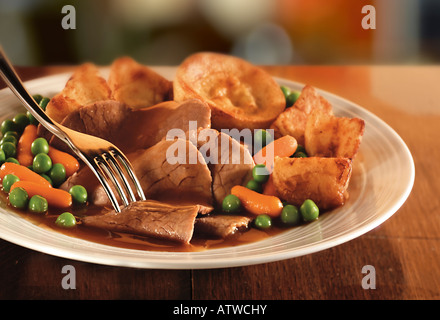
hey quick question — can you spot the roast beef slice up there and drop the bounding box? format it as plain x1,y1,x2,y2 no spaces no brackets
46,98,211,154
187,128,254,206
81,200,200,244
194,215,252,239
61,139,214,213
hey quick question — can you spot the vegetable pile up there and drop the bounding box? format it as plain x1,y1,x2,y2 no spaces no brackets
0,94,85,228
221,86,321,230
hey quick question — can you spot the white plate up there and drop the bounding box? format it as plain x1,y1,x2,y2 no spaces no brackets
0,67,414,269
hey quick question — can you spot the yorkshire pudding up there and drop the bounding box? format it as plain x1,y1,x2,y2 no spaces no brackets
173,52,286,130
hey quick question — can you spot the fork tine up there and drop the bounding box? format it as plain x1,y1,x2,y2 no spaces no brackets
88,157,123,212
110,148,146,201
103,151,137,203
96,154,130,208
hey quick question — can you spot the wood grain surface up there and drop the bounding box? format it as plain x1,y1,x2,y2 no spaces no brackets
0,65,438,300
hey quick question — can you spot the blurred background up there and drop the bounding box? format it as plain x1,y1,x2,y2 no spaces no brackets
0,0,439,66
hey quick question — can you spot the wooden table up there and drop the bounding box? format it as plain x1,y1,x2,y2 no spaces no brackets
0,65,439,301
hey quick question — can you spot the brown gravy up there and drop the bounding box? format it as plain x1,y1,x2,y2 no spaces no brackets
1,192,287,252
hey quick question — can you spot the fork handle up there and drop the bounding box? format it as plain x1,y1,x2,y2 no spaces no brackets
0,46,74,149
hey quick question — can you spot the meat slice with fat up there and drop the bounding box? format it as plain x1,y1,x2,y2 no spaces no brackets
81,200,201,244
48,99,211,154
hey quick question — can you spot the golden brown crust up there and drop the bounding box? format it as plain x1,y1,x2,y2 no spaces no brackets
305,110,365,159
107,56,172,109
45,63,112,123
272,156,353,210
270,85,333,145
173,52,286,130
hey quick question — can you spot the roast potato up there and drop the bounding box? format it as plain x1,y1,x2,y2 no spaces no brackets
270,85,333,145
272,156,352,210
305,109,365,159
45,63,112,123
173,52,286,130
107,56,172,109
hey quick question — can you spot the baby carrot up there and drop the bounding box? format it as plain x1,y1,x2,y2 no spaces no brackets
231,185,283,217
253,135,298,171
48,147,80,177
16,124,38,167
10,180,72,208
0,162,51,188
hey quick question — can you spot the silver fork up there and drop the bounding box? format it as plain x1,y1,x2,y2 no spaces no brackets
0,47,145,212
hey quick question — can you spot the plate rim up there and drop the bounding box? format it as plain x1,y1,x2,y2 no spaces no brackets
0,68,415,269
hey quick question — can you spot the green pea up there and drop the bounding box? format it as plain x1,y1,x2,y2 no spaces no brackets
31,137,49,155
252,164,269,184
281,204,301,226
1,142,16,159
0,149,5,163
55,212,77,228
8,187,29,209
253,129,273,152
33,153,52,173
296,145,306,154
39,97,50,110
254,214,272,229
1,135,17,145
292,145,308,158
280,85,291,98
3,131,18,140
28,195,48,214
69,185,88,205
2,174,19,193
300,199,319,222
49,163,66,187
286,90,301,107
1,119,17,136
245,179,263,193
12,113,30,132
222,194,241,213
5,157,19,165
40,173,53,186
293,151,307,158
32,94,43,104
27,111,39,126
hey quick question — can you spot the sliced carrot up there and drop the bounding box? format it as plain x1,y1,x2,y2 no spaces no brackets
0,162,51,188
16,124,38,167
48,147,80,177
10,180,72,208
253,135,298,171
231,185,283,217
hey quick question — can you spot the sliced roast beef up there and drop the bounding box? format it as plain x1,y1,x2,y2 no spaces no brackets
128,138,213,213
57,100,130,148
61,138,214,213
189,128,254,205
48,98,211,154
194,215,252,239
81,200,201,244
